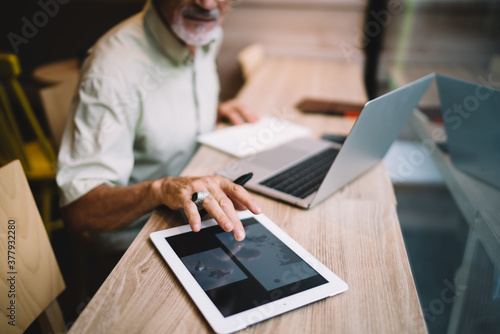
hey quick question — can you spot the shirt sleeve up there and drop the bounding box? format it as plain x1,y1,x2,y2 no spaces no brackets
56,74,140,207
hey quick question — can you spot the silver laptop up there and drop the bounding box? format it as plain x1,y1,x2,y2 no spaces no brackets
217,73,435,208
436,74,500,189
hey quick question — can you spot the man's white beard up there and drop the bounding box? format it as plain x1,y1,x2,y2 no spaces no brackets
171,16,219,47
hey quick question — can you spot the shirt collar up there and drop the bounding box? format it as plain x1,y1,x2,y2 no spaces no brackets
143,0,220,65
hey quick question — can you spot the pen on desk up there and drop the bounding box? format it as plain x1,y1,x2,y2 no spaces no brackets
233,172,253,186
198,173,254,218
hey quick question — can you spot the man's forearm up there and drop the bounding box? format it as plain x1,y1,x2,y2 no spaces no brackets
61,174,261,241
61,181,159,232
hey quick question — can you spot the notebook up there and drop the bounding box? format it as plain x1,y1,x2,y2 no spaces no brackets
197,116,310,158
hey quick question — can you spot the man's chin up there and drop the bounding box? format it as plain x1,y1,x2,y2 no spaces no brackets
183,20,217,34
173,21,219,47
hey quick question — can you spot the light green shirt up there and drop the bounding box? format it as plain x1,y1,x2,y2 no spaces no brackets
57,1,221,208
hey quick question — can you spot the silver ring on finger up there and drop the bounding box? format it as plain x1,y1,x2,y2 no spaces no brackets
192,191,212,207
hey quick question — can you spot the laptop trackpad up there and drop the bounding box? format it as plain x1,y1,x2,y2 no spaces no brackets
252,145,310,170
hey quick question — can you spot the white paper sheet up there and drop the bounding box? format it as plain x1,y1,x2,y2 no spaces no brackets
197,116,311,158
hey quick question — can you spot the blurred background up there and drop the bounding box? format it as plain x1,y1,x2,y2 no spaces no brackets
1,0,499,333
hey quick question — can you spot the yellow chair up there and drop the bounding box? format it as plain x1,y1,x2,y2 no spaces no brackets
0,53,61,237
0,160,66,333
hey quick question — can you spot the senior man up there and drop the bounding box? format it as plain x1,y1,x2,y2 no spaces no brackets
57,0,261,249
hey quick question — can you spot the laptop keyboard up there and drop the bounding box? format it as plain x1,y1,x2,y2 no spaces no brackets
259,147,339,199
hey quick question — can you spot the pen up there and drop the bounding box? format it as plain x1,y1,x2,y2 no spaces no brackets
233,172,253,186
199,172,254,218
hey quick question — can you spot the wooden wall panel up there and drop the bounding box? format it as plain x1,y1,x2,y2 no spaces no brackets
218,1,368,99
381,2,500,73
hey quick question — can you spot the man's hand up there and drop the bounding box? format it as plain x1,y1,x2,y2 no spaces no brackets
152,175,261,241
217,99,259,125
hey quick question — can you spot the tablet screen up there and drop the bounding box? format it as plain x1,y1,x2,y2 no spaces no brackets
166,217,328,317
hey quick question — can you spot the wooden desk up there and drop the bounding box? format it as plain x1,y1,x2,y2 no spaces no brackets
69,58,426,333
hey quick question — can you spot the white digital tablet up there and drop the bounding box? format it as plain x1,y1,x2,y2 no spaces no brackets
150,211,348,334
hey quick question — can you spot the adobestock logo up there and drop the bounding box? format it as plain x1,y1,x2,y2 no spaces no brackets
7,0,71,53
443,74,500,130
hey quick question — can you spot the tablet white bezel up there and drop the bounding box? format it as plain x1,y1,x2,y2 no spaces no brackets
150,211,348,334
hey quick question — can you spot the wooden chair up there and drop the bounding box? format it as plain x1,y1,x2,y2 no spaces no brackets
237,43,265,81
0,53,62,237
0,160,66,333
39,80,77,152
